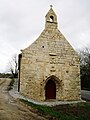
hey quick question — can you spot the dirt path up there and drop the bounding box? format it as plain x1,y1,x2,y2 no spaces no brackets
0,79,46,120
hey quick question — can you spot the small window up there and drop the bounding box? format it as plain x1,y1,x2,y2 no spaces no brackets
50,16,54,22
42,46,44,48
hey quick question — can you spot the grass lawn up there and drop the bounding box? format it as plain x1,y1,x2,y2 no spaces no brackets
19,99,90,120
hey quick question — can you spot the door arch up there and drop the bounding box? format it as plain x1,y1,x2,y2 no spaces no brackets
45,79,56,100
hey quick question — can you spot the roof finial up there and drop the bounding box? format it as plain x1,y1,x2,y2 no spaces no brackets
50,5,53,8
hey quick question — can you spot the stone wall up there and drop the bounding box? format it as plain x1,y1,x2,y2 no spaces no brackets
19,7,81,101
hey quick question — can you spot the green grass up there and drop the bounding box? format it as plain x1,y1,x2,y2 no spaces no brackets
20,99,90,120
77,102,90,111
19,99,76,120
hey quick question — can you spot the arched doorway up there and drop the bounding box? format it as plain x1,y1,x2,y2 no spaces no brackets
45,79,56,100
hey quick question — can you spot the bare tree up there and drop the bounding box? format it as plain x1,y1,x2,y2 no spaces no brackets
79,47,90,90
79,48,90,65
8,54,18,78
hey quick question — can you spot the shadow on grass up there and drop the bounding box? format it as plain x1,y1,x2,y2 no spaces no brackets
19,99,90,120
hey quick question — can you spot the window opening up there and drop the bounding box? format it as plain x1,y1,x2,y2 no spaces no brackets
50,16,54,22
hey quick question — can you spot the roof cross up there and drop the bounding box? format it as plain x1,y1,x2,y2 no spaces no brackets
50,5,53,8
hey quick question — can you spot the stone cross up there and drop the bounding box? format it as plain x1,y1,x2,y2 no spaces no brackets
50,5,53,8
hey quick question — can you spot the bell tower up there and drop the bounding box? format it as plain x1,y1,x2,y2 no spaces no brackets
45,5,58,29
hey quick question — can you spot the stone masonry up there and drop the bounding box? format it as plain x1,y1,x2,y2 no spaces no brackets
19,7,81,101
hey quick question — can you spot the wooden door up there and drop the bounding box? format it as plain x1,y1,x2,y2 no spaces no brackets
45,79,56,99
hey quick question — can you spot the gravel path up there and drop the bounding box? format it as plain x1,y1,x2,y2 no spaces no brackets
0,78,46,120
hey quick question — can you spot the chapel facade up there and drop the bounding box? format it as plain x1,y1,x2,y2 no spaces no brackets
18,7,81,101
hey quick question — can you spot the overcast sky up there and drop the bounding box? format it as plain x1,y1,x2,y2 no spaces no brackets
0,0,90,73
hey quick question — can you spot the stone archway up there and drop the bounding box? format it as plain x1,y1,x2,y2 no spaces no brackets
45,79,56,100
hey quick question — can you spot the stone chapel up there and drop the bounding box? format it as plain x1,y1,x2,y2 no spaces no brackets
18,6,81,101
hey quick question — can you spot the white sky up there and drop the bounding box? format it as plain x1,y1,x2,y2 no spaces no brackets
0,0,90,73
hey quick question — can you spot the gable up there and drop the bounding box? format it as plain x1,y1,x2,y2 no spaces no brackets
22,28,79,58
